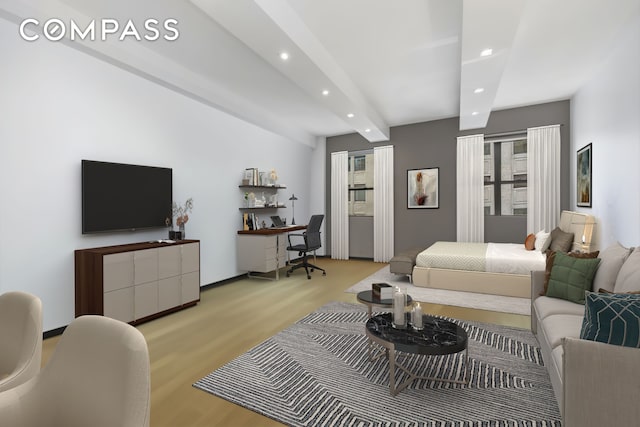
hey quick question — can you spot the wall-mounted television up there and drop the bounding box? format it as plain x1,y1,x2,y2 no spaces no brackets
82,160,172,234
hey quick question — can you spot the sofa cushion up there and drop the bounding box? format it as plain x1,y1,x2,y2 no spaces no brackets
541,314,584,349
542,250,600,296
534,295,585,321
546,252,601,304
549,227,574,253
580,291,640,348
613,247,640,293
593,242,633,292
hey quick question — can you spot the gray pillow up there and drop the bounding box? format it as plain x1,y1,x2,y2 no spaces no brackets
613,247,640,293
593,242,633,292
549,227,574,253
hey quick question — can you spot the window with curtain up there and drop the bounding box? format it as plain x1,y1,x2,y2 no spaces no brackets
484,135,528,216
348,150,374,216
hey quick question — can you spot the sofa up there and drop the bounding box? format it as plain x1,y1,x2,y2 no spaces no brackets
531,242,640,427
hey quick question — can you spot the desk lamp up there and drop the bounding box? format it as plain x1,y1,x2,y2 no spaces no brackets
289,194,298,225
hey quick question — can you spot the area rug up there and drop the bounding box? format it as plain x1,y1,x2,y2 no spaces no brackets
345,265,531,315
194,301,560,426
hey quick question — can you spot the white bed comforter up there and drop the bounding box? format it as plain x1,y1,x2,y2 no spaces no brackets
415,241,545,275
485,243,545,274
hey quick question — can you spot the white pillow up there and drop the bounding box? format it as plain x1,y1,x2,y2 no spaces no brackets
534,230,551,252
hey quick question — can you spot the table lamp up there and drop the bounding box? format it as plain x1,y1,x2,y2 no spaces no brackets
289,194,298,225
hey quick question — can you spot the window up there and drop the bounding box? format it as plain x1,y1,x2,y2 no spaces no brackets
348,151,374,216
484,137,527,216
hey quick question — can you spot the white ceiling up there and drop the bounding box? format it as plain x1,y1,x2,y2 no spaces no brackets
2,0,639,146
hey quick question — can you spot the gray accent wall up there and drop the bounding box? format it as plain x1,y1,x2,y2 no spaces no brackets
325,100,571,256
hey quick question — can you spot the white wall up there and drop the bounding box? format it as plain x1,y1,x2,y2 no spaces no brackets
0,17,317,331
571,14,640,249
309,137,327,255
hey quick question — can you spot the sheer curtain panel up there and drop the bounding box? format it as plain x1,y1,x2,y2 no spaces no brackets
373,145,394,262
331,151,349,260
456,134,485,242
527,125,561,234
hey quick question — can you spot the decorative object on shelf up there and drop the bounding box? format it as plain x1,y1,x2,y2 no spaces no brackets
411,302,424,330
269,169,278,186
245,192,256,207
577,143,592,207
172,198,193,239
407,167,439,209
289,194,298,225
392,286,407,329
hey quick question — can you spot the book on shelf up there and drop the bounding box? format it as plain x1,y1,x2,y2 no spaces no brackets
242,212,262,231
242,213,250,231
372,282,393,300
244,168,259,186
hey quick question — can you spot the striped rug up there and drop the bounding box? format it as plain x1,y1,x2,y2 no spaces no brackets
194,302,560,426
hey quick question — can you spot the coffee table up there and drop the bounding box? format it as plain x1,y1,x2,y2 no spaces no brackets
365,312,469,395
356,290,413,318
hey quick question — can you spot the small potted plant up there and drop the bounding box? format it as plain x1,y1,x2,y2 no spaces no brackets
172,198,193,239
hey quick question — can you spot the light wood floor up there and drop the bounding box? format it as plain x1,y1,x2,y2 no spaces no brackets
42,258,530,426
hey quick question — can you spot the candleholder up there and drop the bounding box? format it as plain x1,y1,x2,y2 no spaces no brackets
392,286,407,329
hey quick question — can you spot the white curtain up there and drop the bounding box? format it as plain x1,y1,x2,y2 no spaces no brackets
331,151,349,260
527,124,561,234
373,145,394,262
456,134,485,242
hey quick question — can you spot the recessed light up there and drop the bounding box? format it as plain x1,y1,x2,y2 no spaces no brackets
472,111,479,116
279,52,289,61
322,89,330,96
347,113,354,118
474,88,484,94
364,128,371,133
480,48,493,57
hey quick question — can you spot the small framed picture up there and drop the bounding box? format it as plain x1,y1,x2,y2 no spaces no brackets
407,167,439,209
577,143,592,207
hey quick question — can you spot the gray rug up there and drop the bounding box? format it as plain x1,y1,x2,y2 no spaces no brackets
194,302,560,426
345,265,531,315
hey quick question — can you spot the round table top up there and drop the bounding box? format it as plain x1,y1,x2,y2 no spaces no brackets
356,290,413,306
365,313,468,356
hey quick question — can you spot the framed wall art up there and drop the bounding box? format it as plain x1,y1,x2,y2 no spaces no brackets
577,143,592,207
407,167,439,209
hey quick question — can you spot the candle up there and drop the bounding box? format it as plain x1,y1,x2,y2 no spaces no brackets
412,303,423,330
393,287,406,327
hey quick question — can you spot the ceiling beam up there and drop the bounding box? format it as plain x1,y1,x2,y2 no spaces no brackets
459,0,527,131
194,0,389,142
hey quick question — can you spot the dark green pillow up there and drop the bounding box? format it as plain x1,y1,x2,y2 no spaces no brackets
546,251,601,304
580,291,640,348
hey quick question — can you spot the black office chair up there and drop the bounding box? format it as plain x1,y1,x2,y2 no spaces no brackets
286,214,326,279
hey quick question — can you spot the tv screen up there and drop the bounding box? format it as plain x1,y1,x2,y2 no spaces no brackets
82,160,172,234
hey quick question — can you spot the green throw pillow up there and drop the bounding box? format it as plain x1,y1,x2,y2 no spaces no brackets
580,291,640,348
546,251,601,304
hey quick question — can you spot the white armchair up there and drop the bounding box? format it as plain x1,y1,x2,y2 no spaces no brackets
0,291,42,392
0,315,150,427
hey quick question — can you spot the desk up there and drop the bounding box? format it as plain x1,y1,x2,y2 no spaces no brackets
237,225,306,280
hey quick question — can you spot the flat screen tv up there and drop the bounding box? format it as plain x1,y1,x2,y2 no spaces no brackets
82,160,172,234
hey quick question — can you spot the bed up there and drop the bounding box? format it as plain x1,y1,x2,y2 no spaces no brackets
411,210,596,298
